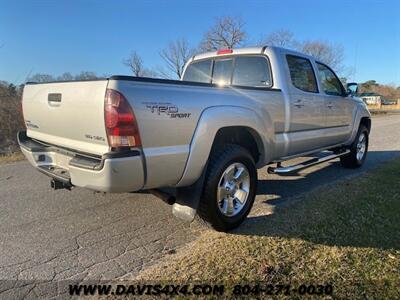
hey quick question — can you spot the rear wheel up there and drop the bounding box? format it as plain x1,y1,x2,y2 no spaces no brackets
197,144,257,231
340,124,369,168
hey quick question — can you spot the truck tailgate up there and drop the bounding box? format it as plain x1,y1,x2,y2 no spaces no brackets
23,80,110,156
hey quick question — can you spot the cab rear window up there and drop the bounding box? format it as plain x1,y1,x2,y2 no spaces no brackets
212,58,233,85
182,55,272,88
181,60,212,83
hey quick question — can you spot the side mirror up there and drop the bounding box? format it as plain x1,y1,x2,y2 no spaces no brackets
346,82,358,96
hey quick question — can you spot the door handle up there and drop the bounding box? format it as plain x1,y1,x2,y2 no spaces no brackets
48,93,62,107
294,100,304,108
327,102,334,109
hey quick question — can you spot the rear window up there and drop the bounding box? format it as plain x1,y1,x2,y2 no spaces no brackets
286,55,318,93
212,58,234,85
232,56,271,87
183,55,272,88
182,60,212,83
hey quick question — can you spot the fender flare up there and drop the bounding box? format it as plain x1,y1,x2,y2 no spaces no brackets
176,105,273,187
345,103,371,145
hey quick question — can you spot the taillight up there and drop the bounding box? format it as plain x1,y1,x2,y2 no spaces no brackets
104,89,141,148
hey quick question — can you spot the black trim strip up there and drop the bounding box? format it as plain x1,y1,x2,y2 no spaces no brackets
69,156,102,170
102,149,141,159
261,45,268,53
25,74,282,92
17,131,49,152
25,78,107,85
109,75,281,92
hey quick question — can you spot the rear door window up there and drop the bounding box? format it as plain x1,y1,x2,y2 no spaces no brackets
286,55,318,93
232,56,272,87
182,60,212,83
316,62,344,96
211,58,234,85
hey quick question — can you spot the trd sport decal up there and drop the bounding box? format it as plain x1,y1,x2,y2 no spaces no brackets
143,102,191,119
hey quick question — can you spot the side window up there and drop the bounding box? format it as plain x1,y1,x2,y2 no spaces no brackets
286,55,318,93
212,58,233,85
316,63,344,96
232,56,272,87
182,60,212,83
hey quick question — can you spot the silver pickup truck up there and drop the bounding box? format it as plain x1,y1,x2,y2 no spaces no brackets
18,46,371,231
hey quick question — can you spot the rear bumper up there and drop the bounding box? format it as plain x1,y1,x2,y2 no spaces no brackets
18,131,145,193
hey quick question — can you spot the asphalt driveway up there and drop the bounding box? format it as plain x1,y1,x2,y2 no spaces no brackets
1,114,399,297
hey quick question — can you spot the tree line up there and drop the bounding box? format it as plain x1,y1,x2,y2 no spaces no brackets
0,81,24,153
26,71,99,83
359,80,400,100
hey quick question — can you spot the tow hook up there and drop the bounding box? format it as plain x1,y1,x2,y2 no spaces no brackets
51,179,72,191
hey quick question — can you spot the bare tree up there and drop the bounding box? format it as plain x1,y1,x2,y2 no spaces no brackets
0,82,24,153
57,72,74,81
199,16,247,51
259,30,345,72
26,73,55,83
261,29,297,48
160,38,195,79
123,51,161,78
300,41,344,72
123,51,145,77
139,67,162,78
74,71,98,80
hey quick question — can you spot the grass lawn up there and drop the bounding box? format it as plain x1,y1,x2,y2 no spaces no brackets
138,159,400,298
0,151,25,164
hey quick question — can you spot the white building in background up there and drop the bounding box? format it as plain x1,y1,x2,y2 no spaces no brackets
358,93,382,105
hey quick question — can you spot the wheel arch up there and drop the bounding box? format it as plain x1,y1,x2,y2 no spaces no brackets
211,126,264,165
360,116,371,133
176,106,272,187
346,106,372,146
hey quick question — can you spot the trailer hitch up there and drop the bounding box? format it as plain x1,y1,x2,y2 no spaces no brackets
50,179,72,191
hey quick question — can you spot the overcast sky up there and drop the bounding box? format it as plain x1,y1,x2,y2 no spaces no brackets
0,0,399,85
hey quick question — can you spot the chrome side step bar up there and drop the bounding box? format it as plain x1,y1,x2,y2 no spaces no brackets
267,150,350,174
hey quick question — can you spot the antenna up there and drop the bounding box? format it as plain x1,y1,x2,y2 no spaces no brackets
353,43,358,82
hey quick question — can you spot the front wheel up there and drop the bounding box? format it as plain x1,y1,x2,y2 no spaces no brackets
340,124,369,168
197,144,257,231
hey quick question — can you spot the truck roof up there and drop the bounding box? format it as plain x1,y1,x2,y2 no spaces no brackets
190,45,315,63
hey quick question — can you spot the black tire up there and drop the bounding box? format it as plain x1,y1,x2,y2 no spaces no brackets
197,144,257,231
340,124,369,168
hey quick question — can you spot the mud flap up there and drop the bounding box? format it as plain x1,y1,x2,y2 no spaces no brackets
172,167,207,222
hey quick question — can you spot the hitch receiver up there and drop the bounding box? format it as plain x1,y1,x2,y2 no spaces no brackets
51,179,72,191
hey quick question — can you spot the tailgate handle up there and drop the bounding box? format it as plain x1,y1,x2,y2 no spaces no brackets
48,93,62,106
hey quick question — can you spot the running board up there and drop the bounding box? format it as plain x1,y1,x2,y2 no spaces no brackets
267,150,350,174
